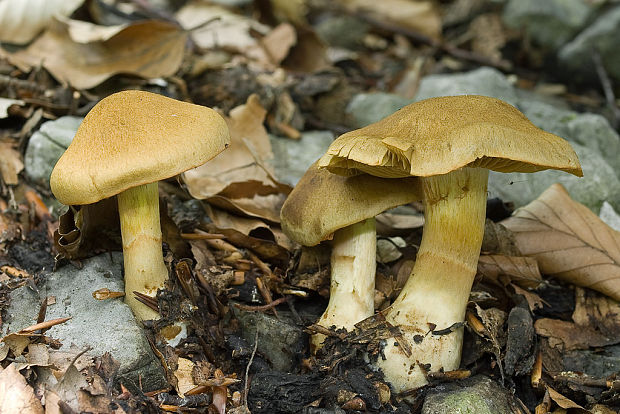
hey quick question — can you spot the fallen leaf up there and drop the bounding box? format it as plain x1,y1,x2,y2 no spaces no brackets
174,357,196,398
0,141,24,185
0,364,44,414
184,94,285,199
261,23,297,65
502,183,620,301
572,287,620,339
176,1,269,53
6,19,187,89
1,333,31,357
547,386,585,410
477,255,543,289
510,284,545,312
341,0,441,40
534,318,617,350
206,193,287,224
61,16,126,43
0,0,83,44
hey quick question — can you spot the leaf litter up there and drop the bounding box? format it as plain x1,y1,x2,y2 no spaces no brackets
0,0,618,413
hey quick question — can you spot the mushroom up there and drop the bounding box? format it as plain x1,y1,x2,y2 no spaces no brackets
280,161,420,350
50,90,230,321
318,95,582,391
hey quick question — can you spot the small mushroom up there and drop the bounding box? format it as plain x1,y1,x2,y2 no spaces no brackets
51,90,230,321
280,161,420,350
319,95,582,391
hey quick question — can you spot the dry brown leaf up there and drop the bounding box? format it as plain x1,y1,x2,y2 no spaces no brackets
0,141,24,185
572,287,620,339
510,284,545,312
1,333,31,358
261,23,297,66
6,19,187,89
477,255,543,289
183,94,290,205
0,0,83,44
0,364,44,414
546,386,585,410
502,183,620,301
341,0,441,40
174,357,196,398
534,318,616,350
176,2,269,52
206,193,286,224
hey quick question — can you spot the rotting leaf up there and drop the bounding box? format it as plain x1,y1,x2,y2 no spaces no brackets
502,183,620,301
477,255,542,289
0,364,44,414
546,386,587,411
6,19,187,89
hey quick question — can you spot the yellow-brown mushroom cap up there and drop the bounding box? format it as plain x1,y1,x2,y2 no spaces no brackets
50,90,231,205
318,95,583,178
280,161,421,246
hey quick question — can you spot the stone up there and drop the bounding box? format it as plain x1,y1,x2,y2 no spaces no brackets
414,67,518,106
269,131,334,186
2,253,167,392
346,93,412,128
232,306,306,372
315,14,370,50
559,5,620,83
502,0,592,49
563,344,620,378
24,116,81,189
600,202,620,232
422,375,514,414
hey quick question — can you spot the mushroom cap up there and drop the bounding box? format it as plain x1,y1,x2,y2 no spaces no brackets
280,161,421,246
51,90,231,205
319,95,583,178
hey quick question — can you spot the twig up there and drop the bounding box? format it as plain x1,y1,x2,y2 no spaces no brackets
233,296,287,311
592,50,620,129
243,330,259,408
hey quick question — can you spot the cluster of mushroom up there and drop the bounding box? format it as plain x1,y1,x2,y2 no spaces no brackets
51,90,231,321
280,95,582,392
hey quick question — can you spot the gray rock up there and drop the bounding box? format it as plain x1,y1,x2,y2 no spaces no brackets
563,344,620,378
346,93,413,128
2,253,167,392
24,116,81,188
489,142,620,213
269,131,334,186
422,375,514,414
600,202,620,231
559,5,620,83
315,15,370,50
414,67,518,105
502,0,592,49
233,306,306,372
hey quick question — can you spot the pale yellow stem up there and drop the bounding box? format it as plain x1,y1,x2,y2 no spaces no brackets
311,218,376,352
117,182,168,321
376,167,488,392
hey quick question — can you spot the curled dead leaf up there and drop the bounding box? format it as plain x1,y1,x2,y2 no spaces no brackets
92,288,125,300
502,183,620,301
7,19,187,89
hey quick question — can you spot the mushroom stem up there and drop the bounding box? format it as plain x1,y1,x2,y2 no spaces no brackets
117,182,168,321
377,167,488,392
311,218,377,351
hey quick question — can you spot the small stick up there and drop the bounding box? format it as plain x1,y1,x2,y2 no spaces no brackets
233,296,287,311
